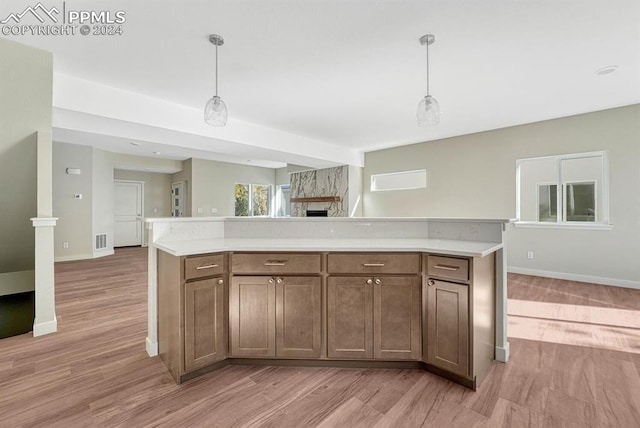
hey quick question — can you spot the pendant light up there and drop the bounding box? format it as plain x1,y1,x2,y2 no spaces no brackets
417,34,440,126
204,34,228,126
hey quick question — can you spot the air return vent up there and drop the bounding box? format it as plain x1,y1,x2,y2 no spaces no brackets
95,233,107,250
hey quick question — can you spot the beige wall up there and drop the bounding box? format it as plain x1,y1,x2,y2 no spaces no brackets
92,149,114,257
52,142,95,260
0,38,52,274
364,105,640,286
114,169,172,217
190,158,276,217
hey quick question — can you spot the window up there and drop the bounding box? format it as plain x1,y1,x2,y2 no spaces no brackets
516,151,608,227
235,183,272,217
275,184,291,217
371,169,427,192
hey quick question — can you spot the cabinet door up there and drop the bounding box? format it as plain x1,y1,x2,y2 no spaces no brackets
327,276,373,359
184,276,226,373
275,276,322,358
373,276,421,360
426,279,469,377
230,276,276,357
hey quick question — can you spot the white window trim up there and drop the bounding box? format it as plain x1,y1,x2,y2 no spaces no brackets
515,150,610,229
370,169,427,192
236,183,274,217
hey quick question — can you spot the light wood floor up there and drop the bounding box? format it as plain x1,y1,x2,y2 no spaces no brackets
1,248,639,427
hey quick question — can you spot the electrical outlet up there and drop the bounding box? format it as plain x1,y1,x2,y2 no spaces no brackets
211,208,217,213
197,207,203,214
63,241,69,249
527,251,534,259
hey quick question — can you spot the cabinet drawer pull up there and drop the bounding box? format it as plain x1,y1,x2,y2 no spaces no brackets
195,264,219,270
433,264,459,271
363,263,385,267
264,260,287,266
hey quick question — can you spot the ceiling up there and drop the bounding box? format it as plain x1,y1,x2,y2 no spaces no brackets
2,0,639,168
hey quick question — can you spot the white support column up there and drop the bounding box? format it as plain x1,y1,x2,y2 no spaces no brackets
494,226,510,362
146,221,158,356
31,217,58,336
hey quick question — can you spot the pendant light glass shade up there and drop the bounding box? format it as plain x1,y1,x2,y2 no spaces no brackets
204,95,228,126
417,95,440,126
205,34,227,127
417,34,440,127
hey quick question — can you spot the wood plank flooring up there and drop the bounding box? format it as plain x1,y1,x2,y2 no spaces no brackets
1,249,639,427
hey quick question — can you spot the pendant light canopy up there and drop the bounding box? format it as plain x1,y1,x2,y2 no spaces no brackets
417,34,440,127
204,34,228,127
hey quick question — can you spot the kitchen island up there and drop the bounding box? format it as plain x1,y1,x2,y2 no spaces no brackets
146,217,512,389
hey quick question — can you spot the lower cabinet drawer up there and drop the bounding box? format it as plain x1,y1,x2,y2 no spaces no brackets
327,253,421,274
184,254,225,280
231,252,321,274
427,255,469,282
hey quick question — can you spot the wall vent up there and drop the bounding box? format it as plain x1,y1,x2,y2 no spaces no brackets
95,233,107,250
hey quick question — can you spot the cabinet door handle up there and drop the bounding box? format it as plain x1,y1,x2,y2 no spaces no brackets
363,263,385,267
433,264,459,271
276,278,283,284
374,278,381,285
196,264,218,270
217,279,224,285
366,278,373,285
264,260,287,266
268,278,275,284
428,280,435,286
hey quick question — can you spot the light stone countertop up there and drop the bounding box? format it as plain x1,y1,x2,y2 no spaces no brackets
153,238,503,258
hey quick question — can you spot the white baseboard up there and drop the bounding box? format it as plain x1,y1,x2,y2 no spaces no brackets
33,317,57,336
93,249,115,259
508,266,640,290
55,249,114,263
495,343,509,363
146,337,158,357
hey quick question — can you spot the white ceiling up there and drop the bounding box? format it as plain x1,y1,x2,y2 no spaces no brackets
3,0,640,168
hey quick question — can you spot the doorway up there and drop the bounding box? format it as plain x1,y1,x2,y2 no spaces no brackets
171,181,187,217
114,180,144,247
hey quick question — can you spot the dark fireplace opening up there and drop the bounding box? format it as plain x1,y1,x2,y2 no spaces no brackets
306,210,328,217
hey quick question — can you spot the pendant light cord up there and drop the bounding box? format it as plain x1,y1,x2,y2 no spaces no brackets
215,43,218,97
426,41,430,96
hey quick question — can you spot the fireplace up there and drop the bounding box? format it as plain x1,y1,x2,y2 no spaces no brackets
306,210,328,217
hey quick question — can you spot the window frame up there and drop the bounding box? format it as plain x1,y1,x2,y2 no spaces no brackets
234,183,273,217
515,151,610,229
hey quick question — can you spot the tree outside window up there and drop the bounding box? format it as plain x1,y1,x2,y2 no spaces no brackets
235,183,272,217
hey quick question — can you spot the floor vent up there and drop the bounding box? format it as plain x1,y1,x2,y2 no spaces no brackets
95,233,107,250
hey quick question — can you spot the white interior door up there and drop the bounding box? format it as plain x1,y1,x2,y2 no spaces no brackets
172,181,186,217
114,181,143,247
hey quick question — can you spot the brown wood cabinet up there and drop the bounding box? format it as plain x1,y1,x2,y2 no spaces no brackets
158,251,228,383
374,276,421,360
424,253,495,387
229,276,276,357
184,277,225,372
426,278,469,377
327,252,422,361
229,267,322,359
276,276,322,358
327,276,373,359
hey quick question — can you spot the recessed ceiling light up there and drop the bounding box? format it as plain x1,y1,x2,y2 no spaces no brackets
130,142,140,146
595,65,618,76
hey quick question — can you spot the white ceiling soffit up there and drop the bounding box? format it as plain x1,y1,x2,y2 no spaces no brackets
3,0,640,166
